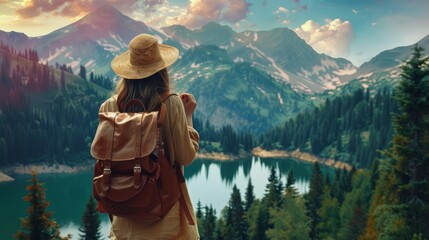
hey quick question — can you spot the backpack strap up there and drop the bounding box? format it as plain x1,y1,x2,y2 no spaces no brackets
157,93,177,128
162,93,178,103
176,164,196,225
160,92,195,225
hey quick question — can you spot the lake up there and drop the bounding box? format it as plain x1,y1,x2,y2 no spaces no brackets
0,157,333,239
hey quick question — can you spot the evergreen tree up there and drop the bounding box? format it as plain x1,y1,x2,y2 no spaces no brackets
79,65,87,80
285,170,299,198
389,45,429,237
365,45,429,239
15,171,70,240
267,195,310,240
317,186,340,240
204,205,217,240
265,166,282,208
305,162,324,240
225,185,247,240
244,178,255,211
196,200,203,219
78,196,102,240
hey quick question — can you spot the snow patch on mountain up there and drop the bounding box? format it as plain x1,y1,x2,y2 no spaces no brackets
247,44,290,82
85,59,96,68
109,32,127,48
234,57,244,62
333,67,357,76
191,63,200,68
44,46,68,62
357,72,374,79
70,60,81,74
277,93,284,105
256,86,267,95
97,39,121,52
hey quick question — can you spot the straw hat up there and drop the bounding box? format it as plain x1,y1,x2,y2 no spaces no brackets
111,34,179,79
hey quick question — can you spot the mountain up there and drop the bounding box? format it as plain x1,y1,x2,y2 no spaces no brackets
327,34,429,97
163,23,357,92
0,5,172,78
170,45,313,133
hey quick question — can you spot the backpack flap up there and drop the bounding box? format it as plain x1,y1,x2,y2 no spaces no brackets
90,111,159,161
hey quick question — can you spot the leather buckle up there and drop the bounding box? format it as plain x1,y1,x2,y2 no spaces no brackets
103,168,111,175
134,166,141,174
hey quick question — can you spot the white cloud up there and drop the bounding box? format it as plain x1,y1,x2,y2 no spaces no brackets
294,19,354,57
166,0,251,29
274,7,289,15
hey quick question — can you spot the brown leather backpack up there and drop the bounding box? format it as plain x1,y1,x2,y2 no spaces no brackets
90,99,193,223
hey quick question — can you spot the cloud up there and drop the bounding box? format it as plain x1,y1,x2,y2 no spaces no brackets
15,0,139,19
294,19,354,57
169,0,251,29
274,7,289,15
274,6,291,25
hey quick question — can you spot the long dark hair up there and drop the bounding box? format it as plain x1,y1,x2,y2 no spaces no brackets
114,69,170,112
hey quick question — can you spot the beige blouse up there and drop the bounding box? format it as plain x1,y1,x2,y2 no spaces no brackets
98,94,200,240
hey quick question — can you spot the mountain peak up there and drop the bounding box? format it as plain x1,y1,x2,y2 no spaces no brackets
81,4,124,23
199,22,235,34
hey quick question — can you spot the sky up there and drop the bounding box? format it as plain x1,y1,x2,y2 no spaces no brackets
0,0,428,66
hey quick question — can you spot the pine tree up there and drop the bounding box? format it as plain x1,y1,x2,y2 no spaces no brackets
317,186,340,239
204,205,217,240
15,171,70,240
244,178,255,211
365,45,429,239
305,162,324,240
78,196,102,240
285,170,299,198
225,185,247,240
265,166,282,208
267,195,310,240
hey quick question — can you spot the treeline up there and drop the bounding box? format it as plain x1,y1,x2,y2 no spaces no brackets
78,64,112,90
259,87,398,168
193,118,254,154
0,44,59,108
0,44,109,166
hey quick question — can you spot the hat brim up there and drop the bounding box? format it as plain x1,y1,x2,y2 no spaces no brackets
111,44,179,79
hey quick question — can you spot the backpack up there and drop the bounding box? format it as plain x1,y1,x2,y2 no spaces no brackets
90,99,194,224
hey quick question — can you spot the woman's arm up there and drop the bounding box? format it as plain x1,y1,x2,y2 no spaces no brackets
166,95,199,166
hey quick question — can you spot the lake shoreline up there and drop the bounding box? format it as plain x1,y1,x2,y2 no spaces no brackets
0,163,93,183
0,148,352,182
251,147,353,170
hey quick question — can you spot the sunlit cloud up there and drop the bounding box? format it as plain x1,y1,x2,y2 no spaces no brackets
167,0,251,29
294,19,354,57
15,0,139,19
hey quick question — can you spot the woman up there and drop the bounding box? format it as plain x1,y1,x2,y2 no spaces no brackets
99,34,199,239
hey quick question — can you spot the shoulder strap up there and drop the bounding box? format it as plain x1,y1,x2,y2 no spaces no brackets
157,103,166,128
157,93,177,127
162,93,179,103
176,164,196,225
